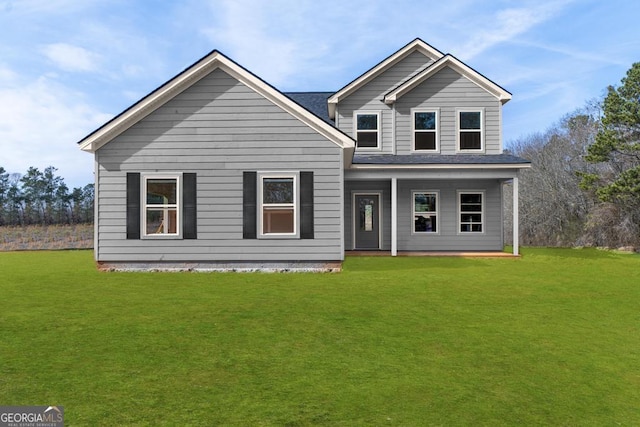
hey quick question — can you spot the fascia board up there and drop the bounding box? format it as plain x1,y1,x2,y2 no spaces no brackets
349,163,531,170
384,55,512,105
327,39,444,119
79,51,354,153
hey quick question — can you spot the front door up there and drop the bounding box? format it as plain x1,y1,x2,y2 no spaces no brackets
354,194,380,249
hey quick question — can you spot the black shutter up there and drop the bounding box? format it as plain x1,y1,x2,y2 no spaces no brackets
300,171,314,239
126,173,141,240
183,173,197,239
243,171,257,239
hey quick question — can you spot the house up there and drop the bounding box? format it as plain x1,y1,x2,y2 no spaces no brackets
78,39,530,271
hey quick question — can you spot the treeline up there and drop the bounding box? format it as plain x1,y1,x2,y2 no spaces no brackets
506,62,640,248
0,166,93,226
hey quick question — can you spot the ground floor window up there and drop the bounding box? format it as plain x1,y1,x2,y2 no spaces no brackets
143,175,180,236
259,173,298,236
459,191,484,233
413,191,438,233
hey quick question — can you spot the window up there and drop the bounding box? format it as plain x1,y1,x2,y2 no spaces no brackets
354,112,380,149
413,191,438,233
260,174,297,236
459,191,484,233
413,110,438,151
126,173,197,240
143,176,180,236
458,110,483,151
243,171,314,240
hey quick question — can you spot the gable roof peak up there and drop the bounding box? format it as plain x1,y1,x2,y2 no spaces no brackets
384,53,512,105
78,49,354,157
327,38,444,119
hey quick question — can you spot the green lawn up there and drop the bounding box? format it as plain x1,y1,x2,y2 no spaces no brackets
1,249,639,426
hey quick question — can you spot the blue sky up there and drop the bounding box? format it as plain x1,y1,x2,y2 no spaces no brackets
0,0,638,188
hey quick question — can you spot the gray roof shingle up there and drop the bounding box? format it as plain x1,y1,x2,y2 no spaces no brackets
284,92,334,124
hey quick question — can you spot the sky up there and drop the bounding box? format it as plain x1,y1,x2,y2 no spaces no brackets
0,0,638,188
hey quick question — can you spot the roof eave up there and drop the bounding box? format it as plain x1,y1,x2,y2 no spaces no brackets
78,51,355,154
327,38,444,118
383,55,512,105
349,163,531,170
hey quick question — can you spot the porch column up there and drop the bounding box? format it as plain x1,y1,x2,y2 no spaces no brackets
391,177,397,256
513,176,519,256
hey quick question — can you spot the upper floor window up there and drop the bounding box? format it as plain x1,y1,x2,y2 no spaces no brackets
354,111,380,149
413,110,438,151
144,175,180,236
458,110,483,151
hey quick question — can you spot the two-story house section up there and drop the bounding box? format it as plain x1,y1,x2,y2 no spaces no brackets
327,39,529,255
79,38,529,271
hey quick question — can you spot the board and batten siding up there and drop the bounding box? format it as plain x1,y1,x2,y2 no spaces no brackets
95,68,344,262
336,51,435,153
394,67,503,155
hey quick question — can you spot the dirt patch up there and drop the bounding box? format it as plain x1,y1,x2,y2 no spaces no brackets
0,224,93,251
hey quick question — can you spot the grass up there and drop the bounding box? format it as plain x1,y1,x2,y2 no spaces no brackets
0,248,639,425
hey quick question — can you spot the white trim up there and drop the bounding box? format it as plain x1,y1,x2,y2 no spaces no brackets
141,173,182,239
353,110,382,151
411,108,440,153
93,159,99,261
351,192,383,250
384,55,512,105
258,172,299,239
328,39,443,119
457,190,485,234
391,178,397,256
79,51,355,156
513,176,519,256
349,163,531,170
456,108,485,153
411,190,440,235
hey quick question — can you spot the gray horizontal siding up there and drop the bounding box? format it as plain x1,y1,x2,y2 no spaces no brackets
337,51,434,154
345,178,504,251
395,67,502,155
96,68,343,262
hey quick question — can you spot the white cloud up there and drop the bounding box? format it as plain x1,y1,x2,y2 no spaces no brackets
454,2,571,60
0,73,110,187
42,43,102,72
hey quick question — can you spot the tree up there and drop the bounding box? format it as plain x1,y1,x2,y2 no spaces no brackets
507,110,600,246
580,62,640,245
582,62,640,206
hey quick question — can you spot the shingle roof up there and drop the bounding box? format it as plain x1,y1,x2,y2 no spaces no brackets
284,92,334,124
353,153,531,165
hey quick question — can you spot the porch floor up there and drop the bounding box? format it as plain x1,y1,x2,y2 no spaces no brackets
346,251,519,257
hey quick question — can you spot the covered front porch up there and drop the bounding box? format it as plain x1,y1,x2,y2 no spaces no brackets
343,166,523,256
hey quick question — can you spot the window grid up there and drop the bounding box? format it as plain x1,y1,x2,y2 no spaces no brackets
354,111,380,149
142,175,180,237
412,191,438,233
412,110,438,151
459,191,484,233
457,110,483,151
260,174,297,237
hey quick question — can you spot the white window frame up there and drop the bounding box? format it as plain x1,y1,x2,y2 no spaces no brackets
458,190,485,234
258,171,299,238
353,110,381,151
412,190,439,234
142,173,182,239
456,108,484,152
411,108,439,152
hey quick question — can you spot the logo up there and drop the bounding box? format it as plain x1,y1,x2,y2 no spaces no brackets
0,406,64,427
